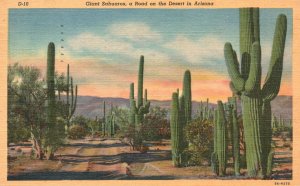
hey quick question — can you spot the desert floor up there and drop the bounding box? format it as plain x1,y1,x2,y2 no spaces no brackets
8,137,292,180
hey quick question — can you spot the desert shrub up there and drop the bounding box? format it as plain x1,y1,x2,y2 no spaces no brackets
71,115,90,129
141,106,170,141
68,125,87,139
185,118,213,165
87,119,100,137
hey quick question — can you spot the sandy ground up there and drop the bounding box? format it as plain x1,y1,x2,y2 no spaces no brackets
8,137,292,180
8,138,131,180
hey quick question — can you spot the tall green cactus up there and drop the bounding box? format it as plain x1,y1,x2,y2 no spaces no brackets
212,101,227,176
170,70,192,167
46,42,56,128
65,64,78,131
183,70,192,123
45,42,56,160
129,56,150,128
170,92,184,167
211,109,219,174
224,8,287,177
102,101,106,136
217,101,227,176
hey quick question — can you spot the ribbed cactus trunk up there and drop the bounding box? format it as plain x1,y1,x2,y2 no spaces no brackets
228,97,240,176
129,83,136,126
216,101,227,176
136,56,144,125
170,92,184,167
181,70,191,164
183,70,191,123
211,109,219,174
224,8,287,177
212,101,227,176
46,42,56,160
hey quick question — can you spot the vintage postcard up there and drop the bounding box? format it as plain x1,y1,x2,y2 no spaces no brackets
0,0,299,186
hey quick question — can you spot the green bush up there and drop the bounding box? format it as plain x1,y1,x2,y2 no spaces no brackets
185,118,213,165
68,125,87,139
141,106,170,141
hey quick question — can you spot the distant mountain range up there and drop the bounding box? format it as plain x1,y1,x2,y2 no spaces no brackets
74,95,292,121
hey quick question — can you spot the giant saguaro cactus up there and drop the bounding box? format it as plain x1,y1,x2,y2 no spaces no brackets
170,92,185,167
224,8,287,177
212,101,227,176
129,56,150,127
45,42,56,160
170,70,191,167
46,43,56,129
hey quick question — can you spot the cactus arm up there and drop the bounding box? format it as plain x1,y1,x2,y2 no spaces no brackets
224,43,245,91
262,14,287,102
240,8,254,80
229,81,240,96
138,106,145,115
245,42,262,94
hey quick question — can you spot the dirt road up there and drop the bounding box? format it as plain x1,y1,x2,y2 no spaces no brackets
8,137,292,180
8,138,131,180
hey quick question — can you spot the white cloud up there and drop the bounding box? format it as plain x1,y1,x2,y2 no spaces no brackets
67,32,169,63
67,32,134,54
164,35,225,64
108,22,161,42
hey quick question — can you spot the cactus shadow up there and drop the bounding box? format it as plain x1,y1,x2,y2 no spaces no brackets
7,170,122,180
121,150,171,164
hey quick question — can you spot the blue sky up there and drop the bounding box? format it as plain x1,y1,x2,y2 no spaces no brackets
8,8,293,101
